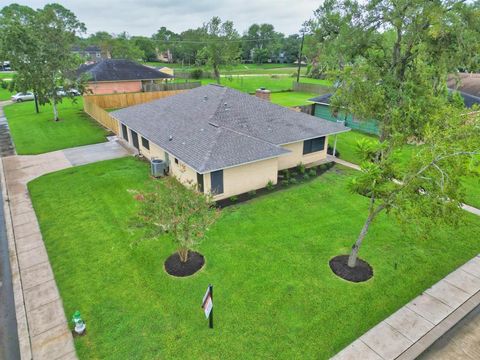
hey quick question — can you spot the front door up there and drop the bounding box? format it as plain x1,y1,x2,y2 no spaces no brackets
130,130,139,150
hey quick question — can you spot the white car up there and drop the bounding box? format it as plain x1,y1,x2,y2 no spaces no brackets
11,92,34,102
56,88,81,97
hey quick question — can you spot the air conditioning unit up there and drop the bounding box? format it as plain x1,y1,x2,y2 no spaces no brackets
151,159,167,177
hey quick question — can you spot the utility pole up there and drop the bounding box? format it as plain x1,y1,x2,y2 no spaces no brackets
296,29,305,83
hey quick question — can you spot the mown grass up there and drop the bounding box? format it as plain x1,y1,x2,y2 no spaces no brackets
4,97,109,154
270,92,318,107
145,62,306,75
29,157,480,359
0,86,13,101
335,130,480,208
193,76,331,94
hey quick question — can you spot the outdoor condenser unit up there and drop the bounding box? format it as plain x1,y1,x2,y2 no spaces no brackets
151,158,167,177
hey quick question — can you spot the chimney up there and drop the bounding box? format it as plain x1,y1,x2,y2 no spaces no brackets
255,87,271,101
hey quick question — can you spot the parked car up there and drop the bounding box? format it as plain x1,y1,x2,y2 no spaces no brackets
11,92,34,102
56,88,81,97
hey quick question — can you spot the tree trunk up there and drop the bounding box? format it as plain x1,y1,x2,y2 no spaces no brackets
348,212,374,267
52,97,59,121
178,248,189,263
213,64,220,84
34,93,39,114
348,204,385,268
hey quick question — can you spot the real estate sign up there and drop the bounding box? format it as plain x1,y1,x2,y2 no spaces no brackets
201,285,213,328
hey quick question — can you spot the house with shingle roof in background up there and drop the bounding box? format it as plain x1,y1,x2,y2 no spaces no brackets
111,84,349,200
77,59,173,95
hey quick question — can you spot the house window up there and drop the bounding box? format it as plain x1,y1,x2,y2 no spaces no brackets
141,137,150,150
197,173,204,193
303,136,326,155
210,170,224,195
121,124,128,141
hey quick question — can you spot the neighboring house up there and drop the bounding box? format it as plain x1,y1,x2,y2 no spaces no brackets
447,74,480,108
447,73,480,97
77,59,173,95
111,85,349,200
72,45,106,61
309,93,379,135
159,67,174,77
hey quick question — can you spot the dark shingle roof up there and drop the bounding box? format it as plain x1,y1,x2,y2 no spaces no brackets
308,93,333,105
77,59,172,82
112,85,349,173
448,89,480,108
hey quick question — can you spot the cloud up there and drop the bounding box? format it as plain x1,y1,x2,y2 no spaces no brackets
5,0,320,36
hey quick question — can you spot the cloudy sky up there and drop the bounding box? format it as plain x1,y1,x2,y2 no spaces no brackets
2,0,321,36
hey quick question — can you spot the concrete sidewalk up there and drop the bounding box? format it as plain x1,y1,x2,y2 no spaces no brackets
332,256,480,360
2,141,132,359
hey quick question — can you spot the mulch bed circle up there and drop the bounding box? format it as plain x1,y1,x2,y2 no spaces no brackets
329,255,373,283
164,251,205,277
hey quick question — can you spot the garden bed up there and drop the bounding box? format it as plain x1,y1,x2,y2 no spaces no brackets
215,162,335,208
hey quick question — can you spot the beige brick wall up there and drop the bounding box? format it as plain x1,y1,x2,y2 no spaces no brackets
278,137,329,171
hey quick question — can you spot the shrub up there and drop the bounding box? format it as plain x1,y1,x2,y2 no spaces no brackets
308,169,316,177
0,80,7,89
190,69,203,79
303,173,310,180
266,180,275,190
289,178,298,185
281,179,289,186
327,145,340,158
298,162,306,174
248,190,256,197
229,195,238,202
283,169,290,179
291,171,298,177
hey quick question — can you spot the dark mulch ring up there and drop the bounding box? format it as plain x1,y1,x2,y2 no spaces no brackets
164,251,205,277
329,255,373,283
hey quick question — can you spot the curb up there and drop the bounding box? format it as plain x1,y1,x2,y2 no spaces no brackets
0,157,32,359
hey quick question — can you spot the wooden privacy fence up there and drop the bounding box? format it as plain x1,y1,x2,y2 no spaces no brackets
83,98,119,134
292,82,332,95
142,81,201,92
83,90,186,109
83,90,187,134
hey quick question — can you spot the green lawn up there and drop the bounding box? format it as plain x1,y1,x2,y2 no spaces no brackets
145,62,306,75
194,76,331,94
270,92,318,107
335,130,480,208
28,157,480,359
4,98,109,154
0,72,15,80
0,86,13,101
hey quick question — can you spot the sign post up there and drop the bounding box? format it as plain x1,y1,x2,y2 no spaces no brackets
201,284,213,329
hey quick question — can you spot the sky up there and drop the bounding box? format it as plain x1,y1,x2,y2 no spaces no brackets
0,0,321,36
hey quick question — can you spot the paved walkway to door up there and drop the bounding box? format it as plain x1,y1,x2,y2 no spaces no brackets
1,140,133,360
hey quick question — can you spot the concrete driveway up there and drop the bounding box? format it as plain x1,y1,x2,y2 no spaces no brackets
1,140,133,359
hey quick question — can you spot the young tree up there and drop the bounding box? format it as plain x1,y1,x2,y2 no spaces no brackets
0,4,86,120
308,0,480,269
133,178,220,263
198,17,241,83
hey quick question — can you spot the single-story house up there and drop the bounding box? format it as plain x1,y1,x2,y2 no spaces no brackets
309,94,379,135
77,59,173,95
111,85,349,200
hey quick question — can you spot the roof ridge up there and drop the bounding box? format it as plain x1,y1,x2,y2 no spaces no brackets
197,86,229,172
